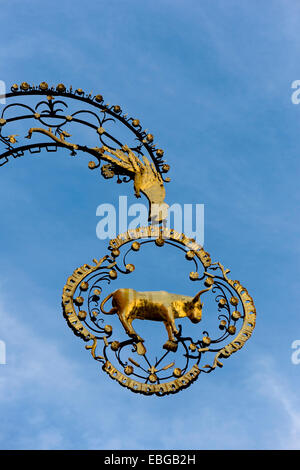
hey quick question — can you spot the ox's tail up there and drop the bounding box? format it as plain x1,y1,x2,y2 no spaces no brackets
192,285,213,303
100,292,118,315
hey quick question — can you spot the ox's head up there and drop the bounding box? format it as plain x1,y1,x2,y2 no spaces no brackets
185,287,212,324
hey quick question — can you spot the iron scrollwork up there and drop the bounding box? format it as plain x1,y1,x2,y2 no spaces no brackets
1,82,257,396
62,227,256,396
0,82,170,220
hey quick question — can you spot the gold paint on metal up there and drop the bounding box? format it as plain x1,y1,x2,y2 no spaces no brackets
149,374,158,383
100,284,211,346
136,342,146,355
97,145,169,222
124,365,134,375
61,228,256,395
39,82,48,90
20,82,30,91
111,341,120,351
228,325,236,335
113,105,121,113
231,310,241,321
230,296,239,306
189,272,199,280
202,336,211,346
78,310,87,320
74,296,84,306
146,133,154,142
155,237,165,247
197,347,210,353
8,135,18,144
186,250,195,260
62,256,116,344
85,338,104,361
125,263,135,272
162,362,175,370
88,161,96,169
108,226,211,267
204,276,214,287
111,249,120,257
129,357,140,367
56,83,66,92
23,126,169,222
173,368,182,377
104,325,113,334
131,241,140,251
109,269,117,279
207,262,256,370
103,361,200,396
25,127,79,152
80,281,89,291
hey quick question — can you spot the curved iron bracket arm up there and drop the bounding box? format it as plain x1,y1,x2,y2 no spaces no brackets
0,82,171,221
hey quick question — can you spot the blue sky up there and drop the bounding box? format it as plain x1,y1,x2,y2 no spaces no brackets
0,0,299,450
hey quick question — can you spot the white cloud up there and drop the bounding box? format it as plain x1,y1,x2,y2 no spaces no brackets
0,295,247,450
249,356,300,449
0,292,300,450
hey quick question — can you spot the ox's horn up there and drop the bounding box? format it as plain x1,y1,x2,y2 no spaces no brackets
192,285,213,303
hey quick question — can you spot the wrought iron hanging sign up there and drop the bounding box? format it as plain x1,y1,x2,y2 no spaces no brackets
0,82,256,396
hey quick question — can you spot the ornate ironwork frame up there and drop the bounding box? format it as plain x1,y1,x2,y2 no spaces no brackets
0,82,256,397
62,227,256,396
0,82,170,183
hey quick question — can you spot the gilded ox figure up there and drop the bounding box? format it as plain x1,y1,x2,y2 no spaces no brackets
100,287,211,351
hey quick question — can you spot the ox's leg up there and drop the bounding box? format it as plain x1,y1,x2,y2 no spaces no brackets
171,319,179,337
164,322,175,342
119,309,144,342
126,317,146,354
127,317,144,343
117,310,132,336
166,307,179,337
163,314,178,353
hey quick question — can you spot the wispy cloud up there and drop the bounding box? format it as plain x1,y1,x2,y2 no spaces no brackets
248,356,300,449
1,291,299,450
0,0,299,451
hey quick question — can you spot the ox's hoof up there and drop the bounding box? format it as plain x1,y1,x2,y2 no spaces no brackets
135,336,144,343
163,340,178,352
136,341,147,356
129,333,144,343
